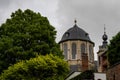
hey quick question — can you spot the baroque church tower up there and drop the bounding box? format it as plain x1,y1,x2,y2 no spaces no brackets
59,20,95,72
97,26,108,72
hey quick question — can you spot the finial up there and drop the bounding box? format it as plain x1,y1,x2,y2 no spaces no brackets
104,24,106,34
74,19,77,24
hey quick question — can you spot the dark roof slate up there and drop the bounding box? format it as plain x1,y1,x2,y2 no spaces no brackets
59,24,93,43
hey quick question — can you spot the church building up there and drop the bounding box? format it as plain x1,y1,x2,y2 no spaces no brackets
59,20,95,72
97,27,108,72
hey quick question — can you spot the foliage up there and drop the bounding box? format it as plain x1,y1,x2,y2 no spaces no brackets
107,32,120,66
70,70,94,80
0,9,62,73
0,54,69,80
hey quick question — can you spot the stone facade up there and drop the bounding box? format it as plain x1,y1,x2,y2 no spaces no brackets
60,40,94,72
97,47,108,72
107,62,120,80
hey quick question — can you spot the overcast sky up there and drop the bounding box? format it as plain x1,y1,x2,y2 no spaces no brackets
0,0,120,60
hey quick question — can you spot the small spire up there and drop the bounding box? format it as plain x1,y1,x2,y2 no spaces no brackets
74,19,77,24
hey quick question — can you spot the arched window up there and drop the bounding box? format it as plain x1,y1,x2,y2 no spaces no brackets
72,43,76,59
81,43,85,54
64,43,68,60
89,45,93,61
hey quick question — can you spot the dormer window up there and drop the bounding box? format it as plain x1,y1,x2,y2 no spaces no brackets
85,33,88,36
65,32,69,37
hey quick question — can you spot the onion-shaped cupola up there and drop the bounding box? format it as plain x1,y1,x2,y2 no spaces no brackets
102,27,108,47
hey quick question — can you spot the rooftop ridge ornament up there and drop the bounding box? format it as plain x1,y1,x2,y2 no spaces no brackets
74,19,77,24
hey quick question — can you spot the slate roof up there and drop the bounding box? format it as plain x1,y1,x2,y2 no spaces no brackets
59,24,94,44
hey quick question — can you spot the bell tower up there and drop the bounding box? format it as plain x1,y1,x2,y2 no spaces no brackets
97,25,108,72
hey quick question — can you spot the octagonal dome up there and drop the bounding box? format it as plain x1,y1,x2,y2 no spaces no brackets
59,24,94,44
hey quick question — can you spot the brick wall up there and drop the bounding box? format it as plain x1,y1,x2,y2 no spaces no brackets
82,54,88,71
107,62,120,80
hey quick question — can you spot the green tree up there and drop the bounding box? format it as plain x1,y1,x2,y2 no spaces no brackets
0,9,62,73
0,54,69,80
107,32,120,66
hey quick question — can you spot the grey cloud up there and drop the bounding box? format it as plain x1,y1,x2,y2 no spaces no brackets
0,0,58,24
0,0,11,8
0,0,120,60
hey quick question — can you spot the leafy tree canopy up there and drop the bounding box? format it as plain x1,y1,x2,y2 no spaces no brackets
0,54,69,80
107,32,120,66
0,9,62,73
